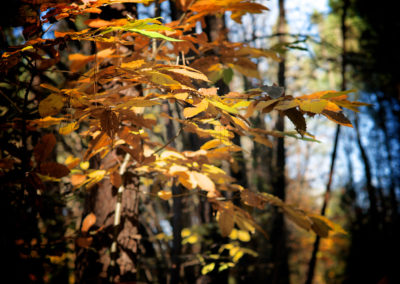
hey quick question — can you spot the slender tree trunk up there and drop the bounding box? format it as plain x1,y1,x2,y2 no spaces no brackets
270,1,290,283
304,1,348,283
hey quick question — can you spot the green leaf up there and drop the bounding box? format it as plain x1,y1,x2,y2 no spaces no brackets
320,89,356,99
207,99,239,115
128,28,182,41
222,68,234,84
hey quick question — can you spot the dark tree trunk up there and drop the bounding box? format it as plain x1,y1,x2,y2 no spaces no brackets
270,1,290,283
304,1,349,283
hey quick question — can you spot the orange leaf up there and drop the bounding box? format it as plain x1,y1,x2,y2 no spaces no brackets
158,190,172,200
71,174,87,186
81,213,96,233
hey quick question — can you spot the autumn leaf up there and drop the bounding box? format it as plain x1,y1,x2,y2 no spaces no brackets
158,190,172,200
34,134,56,163
59,121,79,135
110,171,122,188
217,202,235,237
39,162,70,178
81,213,96,233
192,171,216,192
38,93,64,117
183,99,209,118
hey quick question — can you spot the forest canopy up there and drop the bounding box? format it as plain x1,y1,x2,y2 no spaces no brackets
0,0,398,283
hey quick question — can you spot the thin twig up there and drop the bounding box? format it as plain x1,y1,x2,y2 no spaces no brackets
152,126,184,155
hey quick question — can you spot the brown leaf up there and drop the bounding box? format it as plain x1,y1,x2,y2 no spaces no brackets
322,110,352,127
34,134,56,163
218,202,235,237
100,109,119,138
76,236,93,249
309,216,332,237
81,213,96,233
240,189,267,209
39,162,70,178
110,171,122,188
283,108,306,133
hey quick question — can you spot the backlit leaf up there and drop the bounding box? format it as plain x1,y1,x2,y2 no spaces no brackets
192,171,216,192
299,100,328,114
158,190,172,200
183,99,208,118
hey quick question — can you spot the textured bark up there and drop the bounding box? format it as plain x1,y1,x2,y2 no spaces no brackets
76,173,139,284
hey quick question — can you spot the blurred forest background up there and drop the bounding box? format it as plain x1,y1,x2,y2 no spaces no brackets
0,0,399,283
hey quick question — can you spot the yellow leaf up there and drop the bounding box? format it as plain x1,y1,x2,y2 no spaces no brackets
237,230,251,242
169,164,189,174
181,228,191,238
158,190,172,200
59,121,78,135
175,92,189,100
39,93,64,117
228,228,238,240
80,161,90,170
200,139,223,150
30,117,65,128
201,263,215,275
254,98,282,111
167,68,209,81
186,234,198,244
231,115,249,130
207,99,239,115
178,171,197,190
145,71,181,87
192,171,216,192
299,100,328,114
120,59,146,69
274,100,298,111
183,99,209,118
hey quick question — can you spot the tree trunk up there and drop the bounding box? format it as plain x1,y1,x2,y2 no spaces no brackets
270,1,290,283
304,1,349,283
76,170,139,283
